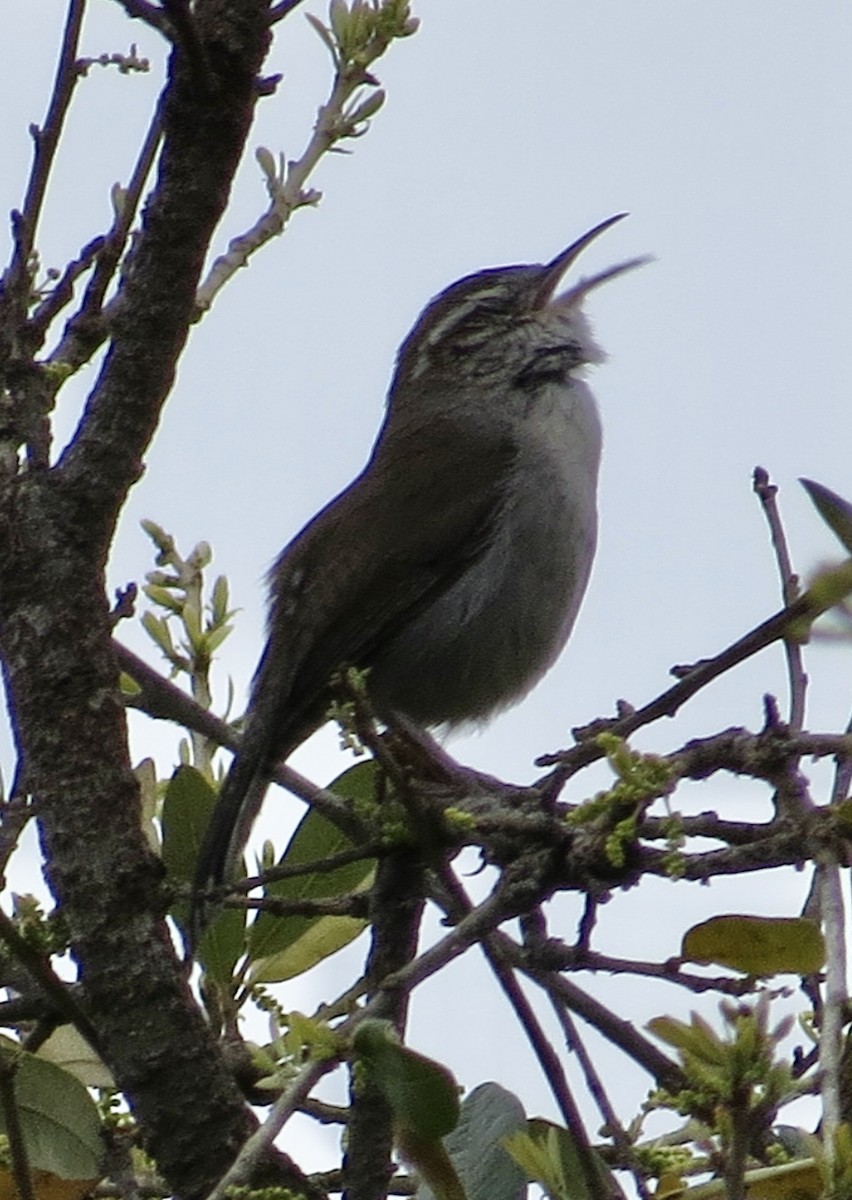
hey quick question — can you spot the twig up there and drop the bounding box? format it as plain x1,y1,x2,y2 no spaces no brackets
667,728,852,788
831,710,852,807
488,931,684,1090
233,843,380,892
49,91,165,372
230,892,369,918
483,937,623,1200
819,711,852,1149
194,59,376,314
115,641,361,835
540,946,755,997
0,908,102,1055
538,565,852,776
753,467,807,729
206,1055,337,1200
5,0,87,306
27,234,105,338
548,1000,651,1200
635,828,812,881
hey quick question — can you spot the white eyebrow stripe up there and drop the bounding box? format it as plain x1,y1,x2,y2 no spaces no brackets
423,285,508,346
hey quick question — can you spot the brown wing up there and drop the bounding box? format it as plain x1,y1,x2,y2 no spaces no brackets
191,414,514,913
257,413,516,753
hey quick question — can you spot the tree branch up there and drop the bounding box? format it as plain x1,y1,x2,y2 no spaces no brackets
4,0,87,306
538,565,852,777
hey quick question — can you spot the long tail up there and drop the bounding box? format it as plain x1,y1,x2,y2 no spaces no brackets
188,749,270,951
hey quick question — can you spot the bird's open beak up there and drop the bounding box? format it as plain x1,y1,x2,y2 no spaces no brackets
537,213,651,310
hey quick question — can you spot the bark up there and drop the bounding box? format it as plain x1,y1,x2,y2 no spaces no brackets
0,3,275,1195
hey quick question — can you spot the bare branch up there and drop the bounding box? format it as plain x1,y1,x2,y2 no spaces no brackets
496,933,684,1091
549,1000,652,1200
538,565,852,776
27,234,105,339
4,0,87,303
753,467,808,729
49,92,165,371
206,1056,338,1200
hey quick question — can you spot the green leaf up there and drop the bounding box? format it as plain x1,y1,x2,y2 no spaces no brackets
681,915,825,976
210,574,231,625
416,1083,526,1200
161,765,217,887
206,623,232,654
118,671,141,697
801,478,852,555
353,1020,460,1141
306,12,339,61
503,1119,616,1200
196,904,248,985
161,766,246,981
247,763,376,981
133,757,160,854
0,1041,103,1180
249,914,366,984
143,584,183,614
36,1027,114,1090
140,610,175,655
646,1013,727,1065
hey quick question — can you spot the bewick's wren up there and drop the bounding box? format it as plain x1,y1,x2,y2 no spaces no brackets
192,214,645,930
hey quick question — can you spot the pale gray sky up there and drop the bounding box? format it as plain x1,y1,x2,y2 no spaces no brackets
3,0,852,1171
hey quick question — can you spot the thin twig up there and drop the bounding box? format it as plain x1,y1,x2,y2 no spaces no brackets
753,467,807,729
538,563,852,776
818,710,852,1149
27,234,105,338
548,999,651,1200
229,892,369,918
206,1055,337,1200
0,908,101,1054
193,58,376,314
234,843,380,892
540,947,755,997
483,937,623,1200
830,710,852,807
487,931,684,1090
6,0,87,303
49,91,165,371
